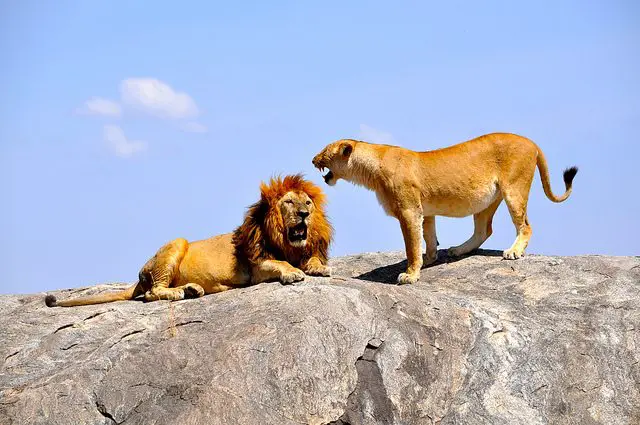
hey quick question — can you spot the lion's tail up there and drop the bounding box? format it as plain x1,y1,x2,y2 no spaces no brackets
536,148,578,203
45,282,142,307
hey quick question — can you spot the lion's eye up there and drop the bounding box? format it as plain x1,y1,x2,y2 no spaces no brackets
306,201,311,205
285,200,294,204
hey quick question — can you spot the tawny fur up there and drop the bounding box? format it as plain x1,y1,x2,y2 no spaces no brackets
45,174,333,307
312,132,577,285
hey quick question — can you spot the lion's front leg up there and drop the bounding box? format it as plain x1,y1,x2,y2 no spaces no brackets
302,256,331,277
251,260,306,285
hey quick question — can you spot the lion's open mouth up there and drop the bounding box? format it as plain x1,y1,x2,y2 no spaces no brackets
288,223,308,242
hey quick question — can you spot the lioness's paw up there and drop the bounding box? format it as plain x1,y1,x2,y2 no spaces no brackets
183,283,205,298
423,253,438,266
397,272,419,285
281,268,306,284
305,264,332,277
447,247,464,257
502,249,524,260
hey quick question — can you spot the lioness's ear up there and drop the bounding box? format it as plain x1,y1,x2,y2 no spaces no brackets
340,142,353,157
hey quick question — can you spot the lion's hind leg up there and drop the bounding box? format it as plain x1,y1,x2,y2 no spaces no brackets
448,197,502,257
153,283,214,301
182,283,206,298
141,238,191,302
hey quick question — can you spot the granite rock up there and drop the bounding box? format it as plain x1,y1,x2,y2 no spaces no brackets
1,250,638,424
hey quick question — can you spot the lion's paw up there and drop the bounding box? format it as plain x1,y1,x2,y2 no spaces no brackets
281,268,306,284
502,249,524,260
397,272,419,285
305,264,332,277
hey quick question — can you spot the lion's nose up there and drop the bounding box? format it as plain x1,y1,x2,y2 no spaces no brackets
297,210,310,219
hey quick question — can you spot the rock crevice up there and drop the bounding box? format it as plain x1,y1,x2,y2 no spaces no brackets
328,338,395,425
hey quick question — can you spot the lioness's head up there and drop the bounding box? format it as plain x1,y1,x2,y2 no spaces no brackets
312,139,356,186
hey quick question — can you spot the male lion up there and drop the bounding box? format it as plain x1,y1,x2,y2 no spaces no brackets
45,174,333,307
312,132,577,285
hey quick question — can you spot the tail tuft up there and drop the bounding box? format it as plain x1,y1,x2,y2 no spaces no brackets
563,166,578,189
45,295,57,307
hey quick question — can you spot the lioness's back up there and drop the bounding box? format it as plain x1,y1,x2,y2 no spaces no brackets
426,132,536,155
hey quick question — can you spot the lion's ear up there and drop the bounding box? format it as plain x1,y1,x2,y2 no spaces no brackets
340,142,353,158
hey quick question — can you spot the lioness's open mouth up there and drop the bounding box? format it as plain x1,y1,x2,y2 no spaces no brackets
315,166,334,184
288,223,308,242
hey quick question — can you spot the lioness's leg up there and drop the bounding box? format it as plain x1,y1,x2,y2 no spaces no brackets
502,188,533,260
422,216,437,266
448,197,502,257
142,238,190,302
252,260,306,285
398,208,424,285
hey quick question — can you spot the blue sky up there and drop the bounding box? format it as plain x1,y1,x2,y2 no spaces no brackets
1,1,638,295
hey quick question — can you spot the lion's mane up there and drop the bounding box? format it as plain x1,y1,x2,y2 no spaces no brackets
232,174,333,268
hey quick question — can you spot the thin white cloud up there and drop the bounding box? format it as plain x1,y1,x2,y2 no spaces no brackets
78,97,121,117
182,121,208,133
120,78,199,119
358,124,397,144
103,125,147,158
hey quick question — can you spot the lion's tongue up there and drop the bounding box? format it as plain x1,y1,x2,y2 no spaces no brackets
290,224,307,240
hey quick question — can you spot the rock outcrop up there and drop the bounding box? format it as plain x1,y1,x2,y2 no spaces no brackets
1,250,638,425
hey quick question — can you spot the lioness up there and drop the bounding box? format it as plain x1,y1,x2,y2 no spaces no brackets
45,174,333,307
312,132,577,284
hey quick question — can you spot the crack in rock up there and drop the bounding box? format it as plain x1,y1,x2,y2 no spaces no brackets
4,350,20,362
60,343,79,351
108,329,146,349
174,319,205,328
82,310,111,322
53,323,75,334
327,338,395,425
94,391,118,425
53,311,111,334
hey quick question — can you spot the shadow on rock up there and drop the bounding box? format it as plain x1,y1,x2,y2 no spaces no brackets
355,249,503,283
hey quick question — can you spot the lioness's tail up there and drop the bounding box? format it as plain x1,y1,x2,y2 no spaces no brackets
536,148,578,203
45,282,142,307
